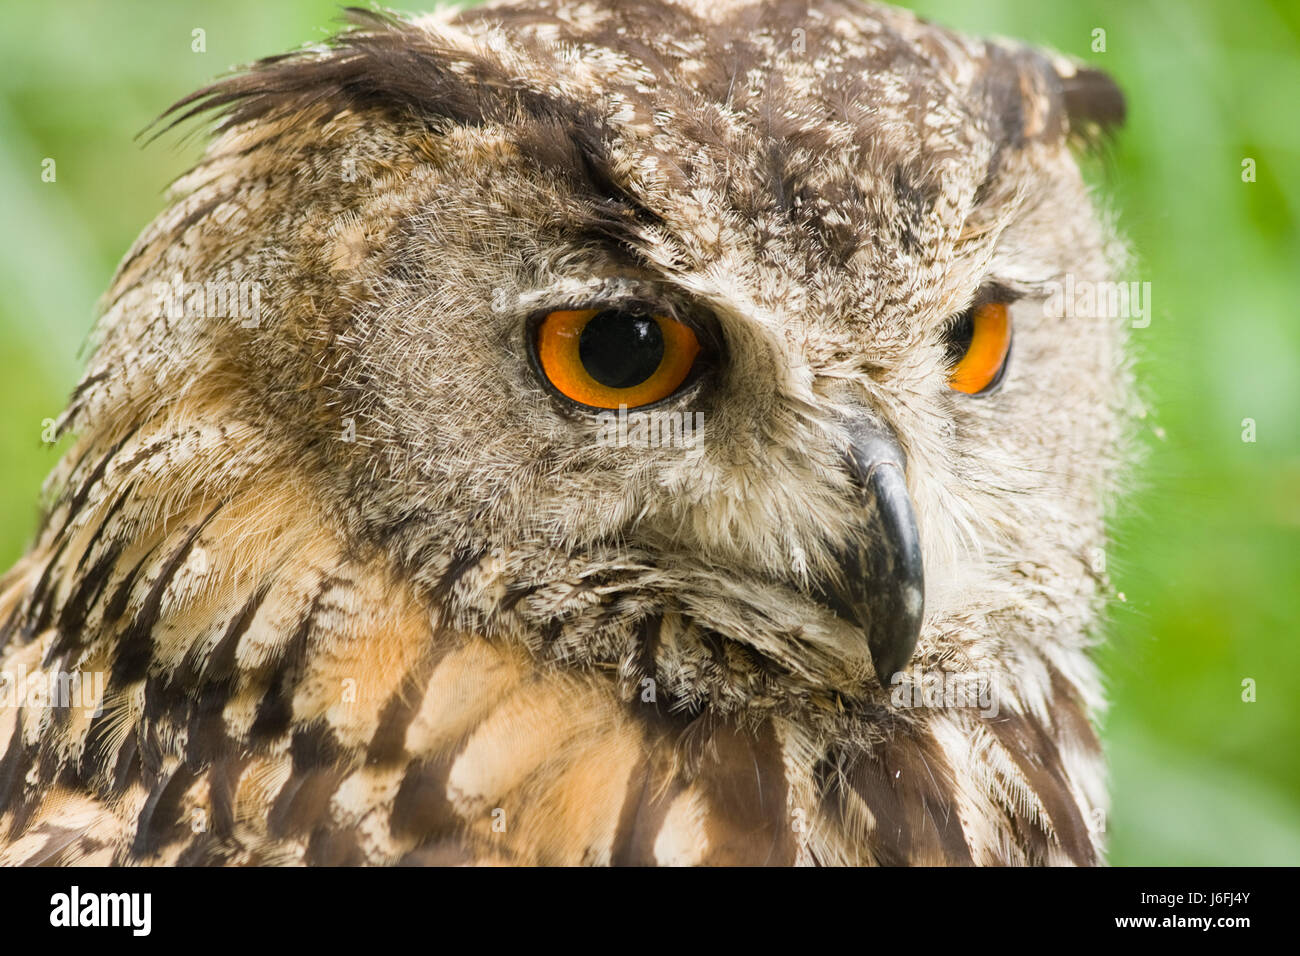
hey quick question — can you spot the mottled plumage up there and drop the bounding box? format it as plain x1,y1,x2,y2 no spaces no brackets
0,0,1128,866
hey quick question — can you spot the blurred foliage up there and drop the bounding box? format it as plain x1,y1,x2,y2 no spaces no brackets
1,0,1296,864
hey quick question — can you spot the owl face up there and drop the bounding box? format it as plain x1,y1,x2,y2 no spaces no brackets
152,0,1127,715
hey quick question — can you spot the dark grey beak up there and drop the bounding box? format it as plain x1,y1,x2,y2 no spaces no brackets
812,409,924,685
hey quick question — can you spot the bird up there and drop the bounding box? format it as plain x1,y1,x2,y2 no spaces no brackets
0,0,1128,866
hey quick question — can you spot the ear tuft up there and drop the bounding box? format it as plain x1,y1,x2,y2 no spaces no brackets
1058,65,1126,149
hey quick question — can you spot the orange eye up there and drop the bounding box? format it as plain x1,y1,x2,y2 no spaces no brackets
534,307,702,409
947,301,1012,395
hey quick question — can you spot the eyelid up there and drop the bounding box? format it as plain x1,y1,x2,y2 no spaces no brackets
968,282,1024,311
525,296,722,355
940,284,1022,345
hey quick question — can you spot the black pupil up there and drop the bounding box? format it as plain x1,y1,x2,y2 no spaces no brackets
945,309,975,365
578,310,665,389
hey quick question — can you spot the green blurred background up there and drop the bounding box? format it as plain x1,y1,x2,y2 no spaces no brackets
1,1,1296,864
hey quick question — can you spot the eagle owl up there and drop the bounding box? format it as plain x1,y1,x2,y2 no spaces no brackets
0,0,1128,866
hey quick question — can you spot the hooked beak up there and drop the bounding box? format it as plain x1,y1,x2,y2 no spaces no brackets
811,409,924,685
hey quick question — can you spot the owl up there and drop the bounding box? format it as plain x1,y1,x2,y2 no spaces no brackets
0,0,1128,866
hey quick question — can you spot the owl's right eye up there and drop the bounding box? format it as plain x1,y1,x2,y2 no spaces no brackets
533,307,702,409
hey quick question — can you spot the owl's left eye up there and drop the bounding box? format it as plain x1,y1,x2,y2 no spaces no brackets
533,307,702,409
946,300,1013,395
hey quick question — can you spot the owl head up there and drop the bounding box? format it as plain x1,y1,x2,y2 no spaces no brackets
76,0,1128,722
